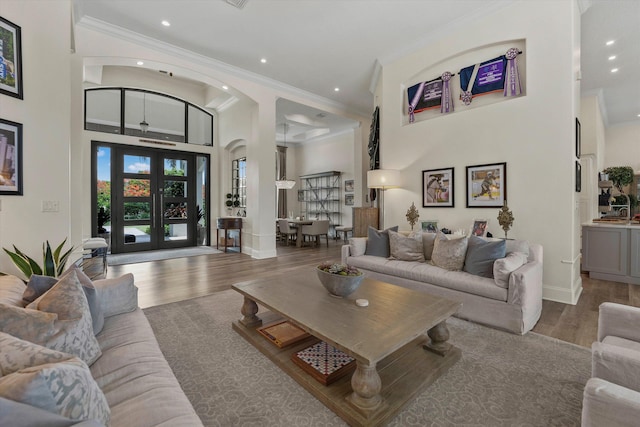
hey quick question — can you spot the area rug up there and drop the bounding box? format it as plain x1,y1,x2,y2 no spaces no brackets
107,246,221,266
144,290,590,426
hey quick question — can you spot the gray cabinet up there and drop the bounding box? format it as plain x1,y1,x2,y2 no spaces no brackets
582,224,640,284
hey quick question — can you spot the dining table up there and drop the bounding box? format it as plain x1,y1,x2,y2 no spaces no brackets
281,218,313,247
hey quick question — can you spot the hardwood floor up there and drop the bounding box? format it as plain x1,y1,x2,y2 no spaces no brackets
105,242,640,348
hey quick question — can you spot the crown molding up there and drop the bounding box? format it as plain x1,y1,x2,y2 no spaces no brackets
76,16,367,117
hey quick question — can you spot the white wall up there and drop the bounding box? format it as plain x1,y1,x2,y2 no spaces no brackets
604,122,640,171
376,0,582,303
0,0,73,276
295,130,356,226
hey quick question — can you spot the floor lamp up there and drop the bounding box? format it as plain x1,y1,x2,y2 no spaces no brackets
367,169,401,229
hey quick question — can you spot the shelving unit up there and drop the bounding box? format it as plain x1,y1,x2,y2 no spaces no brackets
299,171,341,235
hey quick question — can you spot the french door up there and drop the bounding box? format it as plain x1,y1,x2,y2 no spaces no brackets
93,143,207,254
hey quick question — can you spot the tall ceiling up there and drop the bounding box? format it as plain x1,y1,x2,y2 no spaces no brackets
74,0,640,139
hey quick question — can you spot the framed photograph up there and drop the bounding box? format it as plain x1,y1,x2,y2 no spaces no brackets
575,161,581,192
297,190,305,202
0,118,23,195
0,16,23,99
345,194,354,206
470,219,488,237
344,179,354,192
421,220,438,233
466,162,506,208
422,167,454,207
575,118,581,159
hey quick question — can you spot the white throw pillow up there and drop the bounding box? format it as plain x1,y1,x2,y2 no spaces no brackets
431,232,469,271
0,270,102,365
493,252,529,288
0,332,110,425
388,230,425,262
348,237,367,257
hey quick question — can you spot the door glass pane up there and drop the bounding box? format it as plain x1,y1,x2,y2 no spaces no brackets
123,155,151,174
187,104,213,146
123,178,151,197
96,146,112,238
164,202,187,219
196,155,208,246
164,180,187,197
164,158,187,176
124,202,151,220
165,224,187,241
124,91,185,142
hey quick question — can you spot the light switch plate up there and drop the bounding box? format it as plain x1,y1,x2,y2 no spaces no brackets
42,201,60,212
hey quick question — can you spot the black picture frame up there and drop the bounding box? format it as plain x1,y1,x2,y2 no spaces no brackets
575,160,581,192
575,118,581,159
466,162,506,208
0,118,23,195
422,167,454,207
0,16,23,99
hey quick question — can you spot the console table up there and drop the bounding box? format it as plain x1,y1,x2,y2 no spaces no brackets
216,217,242,253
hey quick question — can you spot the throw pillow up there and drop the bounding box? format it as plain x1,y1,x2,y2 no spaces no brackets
0,332,110,425
421,232,437,260
0,270,102,365
463,235,507,278
431,232,468,271
22,267,105,335
389,230,425,262
348,237,367,257
364,226,399,258
493,252,529,288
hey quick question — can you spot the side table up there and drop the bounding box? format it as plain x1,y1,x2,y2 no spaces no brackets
216,217,242,253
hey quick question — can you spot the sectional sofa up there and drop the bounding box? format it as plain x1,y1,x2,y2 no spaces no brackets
0,268,202,427
342,229,543,334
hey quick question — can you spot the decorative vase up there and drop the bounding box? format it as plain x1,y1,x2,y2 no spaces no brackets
316,268,364,297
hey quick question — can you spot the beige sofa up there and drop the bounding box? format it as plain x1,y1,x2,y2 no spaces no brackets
342,233,543,334
0,272,202,427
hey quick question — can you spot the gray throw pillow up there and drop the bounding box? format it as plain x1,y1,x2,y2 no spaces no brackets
22,266,104,335
364,226,399,258
463,235,507,278
431,233,468,271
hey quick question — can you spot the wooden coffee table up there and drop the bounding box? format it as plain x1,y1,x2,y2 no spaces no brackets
231,276,461,427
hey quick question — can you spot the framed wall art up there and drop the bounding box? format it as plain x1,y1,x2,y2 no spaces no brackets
345,194,354,206
344,179,354,192
421,220,438,233
422,167,454,207
470,219,489,237
575,118,581,159
0,118,23,195
575,161,581,192
0,16,23,99
466,162,506,208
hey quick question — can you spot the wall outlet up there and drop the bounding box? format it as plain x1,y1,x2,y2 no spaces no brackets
42,200,60,212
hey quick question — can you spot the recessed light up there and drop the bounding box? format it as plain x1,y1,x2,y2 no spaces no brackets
137,61,144,65
608,55,616,61
606,40,615,46
260,58,267,64
334,87,340,92
637,114,640,117
161,20,171,27
611,68,619,73
222,85,228,90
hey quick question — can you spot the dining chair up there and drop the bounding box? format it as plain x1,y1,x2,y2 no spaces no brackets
277,219,297,246
301,220,330,247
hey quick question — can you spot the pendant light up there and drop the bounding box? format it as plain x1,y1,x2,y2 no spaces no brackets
139,92,149,133
275,123,296,189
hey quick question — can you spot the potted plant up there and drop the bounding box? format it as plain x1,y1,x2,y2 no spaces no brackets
604,166,638,211
1,239,74,280
196,204,206,245
225,193,233,213
316,262,364,297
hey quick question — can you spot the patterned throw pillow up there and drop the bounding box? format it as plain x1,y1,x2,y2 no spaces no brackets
0,332,110,424
23,266,105,335
431,232,469,271
388,230,425,262
0,270,102,365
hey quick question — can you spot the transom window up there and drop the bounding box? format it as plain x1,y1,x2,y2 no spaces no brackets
84,88,214,146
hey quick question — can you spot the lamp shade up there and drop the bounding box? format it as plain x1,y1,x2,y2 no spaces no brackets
367,169,401,189
275,179,296,189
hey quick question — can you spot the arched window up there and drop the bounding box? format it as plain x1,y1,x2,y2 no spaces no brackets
84,88,214,146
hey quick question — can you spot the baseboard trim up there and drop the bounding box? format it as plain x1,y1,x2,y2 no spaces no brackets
543,277,583,305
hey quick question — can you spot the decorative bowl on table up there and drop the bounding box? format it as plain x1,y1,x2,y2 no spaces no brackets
316,263,364,297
